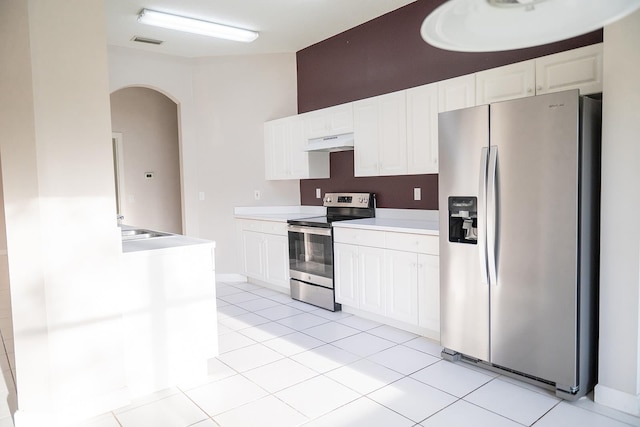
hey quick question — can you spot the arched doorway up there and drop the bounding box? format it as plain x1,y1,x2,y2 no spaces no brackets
110,87,183,234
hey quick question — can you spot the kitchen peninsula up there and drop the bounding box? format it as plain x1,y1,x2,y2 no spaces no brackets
120,227,218,398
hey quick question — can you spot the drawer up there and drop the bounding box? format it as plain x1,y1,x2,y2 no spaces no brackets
238,219,287,236
238,219,262,232
261,221,288,236
385,232,439,255
334,227,385,247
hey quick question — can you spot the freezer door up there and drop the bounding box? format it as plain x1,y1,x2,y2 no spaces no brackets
489,91,580,388
439,105,490,362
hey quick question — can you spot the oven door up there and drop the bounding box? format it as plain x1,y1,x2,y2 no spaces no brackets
287,225,334,288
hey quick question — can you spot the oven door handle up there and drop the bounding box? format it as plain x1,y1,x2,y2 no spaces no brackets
288,225,332,237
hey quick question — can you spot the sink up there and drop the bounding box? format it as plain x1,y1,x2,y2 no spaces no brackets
121,229,171,241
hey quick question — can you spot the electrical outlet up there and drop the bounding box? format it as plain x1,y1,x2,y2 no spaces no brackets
414,187,421,201
254,190,261,200
316,188,322,199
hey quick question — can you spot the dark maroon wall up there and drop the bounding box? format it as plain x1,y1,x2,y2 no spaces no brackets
297,0,603,209
300,151,438,209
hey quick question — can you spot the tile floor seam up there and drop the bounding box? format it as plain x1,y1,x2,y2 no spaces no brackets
528,400,563,426
177,380,235,423
461,398,530,426
213,385,311,426
413,396,462,425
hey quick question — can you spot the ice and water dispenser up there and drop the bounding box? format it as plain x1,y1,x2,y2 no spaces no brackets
448,197,478,244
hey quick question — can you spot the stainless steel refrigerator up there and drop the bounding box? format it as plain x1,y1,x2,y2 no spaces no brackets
438,89,601,400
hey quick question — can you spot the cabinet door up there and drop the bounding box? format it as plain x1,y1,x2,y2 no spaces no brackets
305,103,354,139
264,119,290,180
242,230,264,280
406,83,439,174
378,91,408,176
334,243,359,307
353,98,381,177
358,246,386,315
327,103,354,135
535,43,603,95
476,60,535,105
264,234,290,290
287,116,310,179
384,250,419,325
438,74,476,112
418,254,440,334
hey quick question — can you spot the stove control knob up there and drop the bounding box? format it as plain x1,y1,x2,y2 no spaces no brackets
325,196,332,203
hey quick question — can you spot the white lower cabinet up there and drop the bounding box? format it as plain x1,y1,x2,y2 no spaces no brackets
418,254,440,332
358,246,386,315
239,219,289,291
385,249,419,324
334,243,359,306
334,227,440,338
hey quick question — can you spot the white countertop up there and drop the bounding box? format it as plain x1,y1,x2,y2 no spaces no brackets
234,206,441,234
333,218,440,236
121,225,215,254
234,205,326,222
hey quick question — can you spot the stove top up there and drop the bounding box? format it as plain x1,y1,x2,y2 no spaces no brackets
287,192,375,228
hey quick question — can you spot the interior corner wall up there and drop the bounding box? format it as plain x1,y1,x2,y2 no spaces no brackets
296,0,602,210
192,53,300,274
107,49,300,274
595,8,640,416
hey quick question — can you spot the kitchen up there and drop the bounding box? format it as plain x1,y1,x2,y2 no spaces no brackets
1,0,640,426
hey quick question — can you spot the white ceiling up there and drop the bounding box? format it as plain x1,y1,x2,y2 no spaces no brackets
105,0,418,58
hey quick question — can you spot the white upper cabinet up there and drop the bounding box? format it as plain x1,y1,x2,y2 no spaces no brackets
535,43,603,95
264,115,329,180
476,60,536,105
354,91,407,177
406,83,439,174
304,103,354,139
438,74,476,112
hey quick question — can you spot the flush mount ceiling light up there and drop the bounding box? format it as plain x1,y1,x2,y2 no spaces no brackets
420,0,640,52
137,8,259,43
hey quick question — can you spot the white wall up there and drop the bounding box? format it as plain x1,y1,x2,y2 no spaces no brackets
192,54,300,273
0,1,128,425
110,87,182,234
596,9,640,416
108,48,301,274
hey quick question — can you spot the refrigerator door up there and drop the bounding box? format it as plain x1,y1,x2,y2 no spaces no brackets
489,90,580,388
439,105,490,362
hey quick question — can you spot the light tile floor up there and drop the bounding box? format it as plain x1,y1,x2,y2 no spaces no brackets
15,280,640,426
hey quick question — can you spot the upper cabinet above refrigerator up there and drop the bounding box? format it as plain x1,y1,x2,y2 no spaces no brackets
476,43,603,105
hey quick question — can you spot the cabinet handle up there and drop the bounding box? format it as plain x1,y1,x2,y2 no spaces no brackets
536,85,543,92
527,87,533,94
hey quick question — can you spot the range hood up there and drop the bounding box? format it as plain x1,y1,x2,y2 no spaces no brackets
305,133,354,152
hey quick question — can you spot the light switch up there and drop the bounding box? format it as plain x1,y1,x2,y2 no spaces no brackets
316,188,322,199
414,187,421,201
254,190,261,200
199,191,205,201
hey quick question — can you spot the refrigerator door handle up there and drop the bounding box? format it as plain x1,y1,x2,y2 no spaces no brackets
478,147,489,285
487,146,498,286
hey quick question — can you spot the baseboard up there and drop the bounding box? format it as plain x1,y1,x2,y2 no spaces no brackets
594,383,640,416
215,273,246,283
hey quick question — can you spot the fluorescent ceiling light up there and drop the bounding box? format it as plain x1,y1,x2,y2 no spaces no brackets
137,8,259,43
421,0,640,52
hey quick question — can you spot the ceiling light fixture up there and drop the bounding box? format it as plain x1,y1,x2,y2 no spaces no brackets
137,8,259,43
420,0,640,52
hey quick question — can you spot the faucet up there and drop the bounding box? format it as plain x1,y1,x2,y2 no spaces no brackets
117,215,125,226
